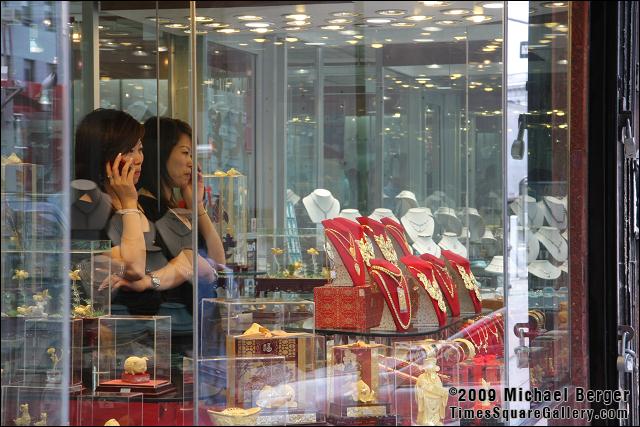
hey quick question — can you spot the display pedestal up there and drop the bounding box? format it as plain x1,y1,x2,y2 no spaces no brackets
328,402,396,426
96,379,176,397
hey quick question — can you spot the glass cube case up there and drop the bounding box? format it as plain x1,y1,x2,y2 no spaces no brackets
69,240,111,318
1,385,65,426
202,171,248,267
327,341,395,425
256,228,328,280
78,392,144,426
22,318,83,390
96,315,173,397
1,161,44,194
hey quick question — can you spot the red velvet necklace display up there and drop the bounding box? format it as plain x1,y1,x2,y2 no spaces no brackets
356,217,399,265
333,217,375,268
400,255,448,326
420,253,460,316
441,250,482,313
380,217,413,257
322,219,366,286
368,258,411,331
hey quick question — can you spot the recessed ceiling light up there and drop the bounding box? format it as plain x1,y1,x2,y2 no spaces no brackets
375,9,407,16
139,65,152,70
391,22,415,27
286,27,302,31
481,2,504,9
120,42,133,46
441,8,472,15
340,30,357,35
184,29,208,34
427,64,441,68
484,87,494,92
203,23,229,29
354,35,364,39
217,28,239,34
425,83,435,87
482,47,496,51
423,26,442,31
346,40,358,44
284,14,310,21
165,23,188,29
542,2,568,8
245,22,271,28
371,43,384,48
366,17,394,24
305,42,326,46
253,38,267,43
239,43,248,46
454,35,467,40
414,38,434,42
465,15,492,23
321,25,344,30
540,39,552,44
185,16,214,23
287,20,310,26
435,20,461,25
274,41,283,45
132,50,148,56
285,37,298,42
237,15,263,21
494,37,503,42
328,18,351,24
406,15,432,21
331,11,359,18
421,1,450,6
146,17,172,24
251,28,273,33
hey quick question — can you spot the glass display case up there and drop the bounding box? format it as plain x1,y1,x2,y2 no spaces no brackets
96,315,173,397
69,240,111,318
1,385,66,426
77,392,144,426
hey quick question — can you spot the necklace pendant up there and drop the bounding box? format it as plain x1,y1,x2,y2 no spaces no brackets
354,263,361,276
397,286,408,313
349,247,356,258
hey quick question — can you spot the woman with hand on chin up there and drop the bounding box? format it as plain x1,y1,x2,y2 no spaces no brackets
102,117,224,315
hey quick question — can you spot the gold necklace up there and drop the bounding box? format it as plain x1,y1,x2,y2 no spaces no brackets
409,267,447,314
370,269,411,330
487,322,500,342
453,263,481,301
385,224,412,254
373,233,399,265
432,264,455,299
325,228,361,276
468,329,488,353
358,237,375,267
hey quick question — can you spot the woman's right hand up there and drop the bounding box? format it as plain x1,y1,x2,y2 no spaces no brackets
106,153,138,209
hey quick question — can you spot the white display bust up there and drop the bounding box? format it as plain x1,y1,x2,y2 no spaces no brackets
510,195,543,228
534,226,568,262
286,188,301,205
528,259,561,280
395,190,419,217
438,232,467,258
542,196,568,230
339,208,362,222
435,207,462,235
517,226,540,264
369,208,399,223
401,207,435,243
412,236,441,258
302,189,340,223
485,255,504,274
458,207,485,242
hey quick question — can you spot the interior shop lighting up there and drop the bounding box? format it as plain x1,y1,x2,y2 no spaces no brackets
376,9,407,16
406,15,432,21
441,8,472,15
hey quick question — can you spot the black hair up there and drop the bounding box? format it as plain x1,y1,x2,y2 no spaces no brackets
139,116,192,209
74,108,144,190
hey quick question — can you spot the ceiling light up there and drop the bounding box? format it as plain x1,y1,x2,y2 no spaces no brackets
376,9,406,16
482,47,496,51
287,20,310,26
203,22,229,28
557,59,568,65
427,64,441,68
185,16,214,23
239,43,248,46
251,28,273,33
414,38,434,42
406,15,431,21
285,37,298,42
423,26,442,31
146,17,172,24
237,15,262,21
284,14,310,20
139,65,152,70
286,27,302,31
435,20,461,25
454,35,467,40
184,29,208,34
328,18,351,24
544,22,560,28
331,11,359,18
217,28,239,34
484,87,494,92
165,23,188,29
465,15,492,23
305,42,326,46
347,40,358,44
340,30,357,35
132,50,148,56
425,83,435,87
253,38,267,43
321,25,344,30
481,2,504,8
371,43,384,48
542,2,568,8
366,17,394,24
483,59,491,64
274,41,283,45
450,73,463,79
354,35,364,39
245,22,271,28
441,8,472,15
540,39,552,44
120,42,132,46
421,1,450,6
392,22,415,27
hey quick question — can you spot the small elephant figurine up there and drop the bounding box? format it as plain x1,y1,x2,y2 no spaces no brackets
123,356,149,375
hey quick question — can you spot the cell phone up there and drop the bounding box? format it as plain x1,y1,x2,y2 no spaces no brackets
118,157,126,174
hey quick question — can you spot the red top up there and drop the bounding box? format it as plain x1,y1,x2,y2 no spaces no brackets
441,250,482,313
419,253,460,316
380,217,413,257
400,255,448,326
322,219,367,286
368,258,412,331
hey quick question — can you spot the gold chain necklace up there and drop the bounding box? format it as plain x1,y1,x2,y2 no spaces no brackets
453,263,481,301
432,264,455,299
370,269,411,330
385,224,412,254
373,233,399,265
487,321,500,342
325,228,361,276
468,328,488,353
411,268,447,314
357,237,375,267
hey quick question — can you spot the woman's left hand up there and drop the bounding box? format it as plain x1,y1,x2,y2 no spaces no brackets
99,274,151,292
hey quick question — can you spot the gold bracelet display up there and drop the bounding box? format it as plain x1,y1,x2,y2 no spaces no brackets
452,338,476,359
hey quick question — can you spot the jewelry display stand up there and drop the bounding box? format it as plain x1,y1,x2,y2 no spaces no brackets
541,196,568,231
517,226,540,264
441,250,482,314
401,208,435,244
412,237,441,258
357,217,399,266
434,207,462,235
302,189,340,223
401,256,448,327
534,226,568,262
155,208,192,258
437,232,467,258
395,190,419,218
509,196,544,229
420,253,460,317
484,256,504,274
380,217,413,258
457,207,485,242
70,179,113,240
368,208,399,224
528,260,561,280
369,259,412,332
338,208,361,222
322,220,366,287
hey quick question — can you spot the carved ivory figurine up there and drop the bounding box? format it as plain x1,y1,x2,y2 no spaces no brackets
415,358,449,426
124,356,148,375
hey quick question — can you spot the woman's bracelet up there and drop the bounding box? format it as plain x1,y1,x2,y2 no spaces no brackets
198,209,208,217
117,208,142,216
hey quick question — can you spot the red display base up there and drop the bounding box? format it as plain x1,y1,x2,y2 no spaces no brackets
96,379,176,397
121,372,151,383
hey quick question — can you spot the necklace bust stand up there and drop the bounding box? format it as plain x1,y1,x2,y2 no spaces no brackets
357,217,400,265
528,259,561,280
395,190,419,218
401,255,448,327
438,232,467,258
71,179,113,240
401,208,435,244
155,208,192,258
509,195,543,228
517,226,540,264
368,258,412,331
286,188,301,206
434,207,462,236
380,217,414,258
369,208,399,224
322,219,366,287
534,226,568,262
420,253,460,316
458,207,486,243
541,196,568,231
338,209,362,222
441,250,482,314
302,189,340,223
484,256,504,274
412,236,441,258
